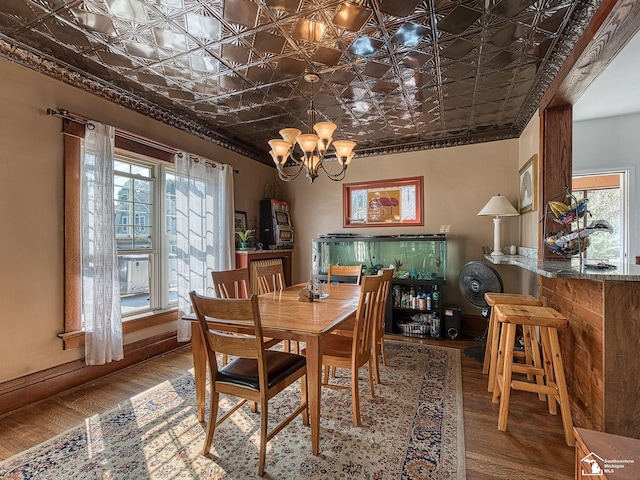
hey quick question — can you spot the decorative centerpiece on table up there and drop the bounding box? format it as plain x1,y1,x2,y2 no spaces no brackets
236,229,253,250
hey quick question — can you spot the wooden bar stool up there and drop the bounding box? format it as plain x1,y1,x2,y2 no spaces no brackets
483,293,542,393
491,304,575,446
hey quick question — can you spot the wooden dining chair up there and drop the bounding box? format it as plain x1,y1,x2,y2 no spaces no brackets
189,291,309,477
255,263,286,295
211,268,281,365
372,268,394,384
327,264,363,285
211,268,250,299
312,274,382,426
254,262,299,353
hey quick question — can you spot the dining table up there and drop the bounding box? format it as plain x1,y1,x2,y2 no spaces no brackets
186,282,361,456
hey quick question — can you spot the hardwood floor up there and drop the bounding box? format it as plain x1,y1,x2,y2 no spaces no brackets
0,337,575,479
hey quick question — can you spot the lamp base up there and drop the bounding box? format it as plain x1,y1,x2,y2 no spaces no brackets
490,250,504,256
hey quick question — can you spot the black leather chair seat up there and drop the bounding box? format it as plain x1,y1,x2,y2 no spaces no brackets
217,351,306,390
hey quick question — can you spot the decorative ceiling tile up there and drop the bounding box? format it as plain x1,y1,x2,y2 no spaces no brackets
437,6,482,35
223,0,259,28
0,0,600,164
332,3,372,32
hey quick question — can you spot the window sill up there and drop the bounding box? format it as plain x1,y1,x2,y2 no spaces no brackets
58,309,178,350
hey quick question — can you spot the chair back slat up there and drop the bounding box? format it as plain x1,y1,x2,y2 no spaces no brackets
255,263,286,294
352,274,383,363
211,268,250,299
374,268,394,340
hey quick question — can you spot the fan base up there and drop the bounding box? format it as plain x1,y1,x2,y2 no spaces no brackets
464,345,485,362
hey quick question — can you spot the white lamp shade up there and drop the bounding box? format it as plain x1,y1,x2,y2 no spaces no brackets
332,139,356,158
268,139,291,157
313,122,337,140
279,128,301,144
477,194,519,217
296,133,319,153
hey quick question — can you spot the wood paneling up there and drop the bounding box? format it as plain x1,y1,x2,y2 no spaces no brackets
540,277,640,439
603,281,640,438
541,0,640,110
540,277,604,432
540,106,573,260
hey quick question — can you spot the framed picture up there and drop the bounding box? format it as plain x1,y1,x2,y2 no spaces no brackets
234,210,247,233
519,155,537,213
343,176,424,227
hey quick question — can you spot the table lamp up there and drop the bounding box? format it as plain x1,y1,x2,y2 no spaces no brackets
478,194,519,256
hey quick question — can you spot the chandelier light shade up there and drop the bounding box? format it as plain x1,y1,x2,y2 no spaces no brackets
477,194,520,256
268,73,356,183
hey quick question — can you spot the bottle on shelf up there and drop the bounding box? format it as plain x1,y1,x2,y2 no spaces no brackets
418,291,426,311
426,292,432,310
432,285,440,309
430,312,440,338
409,285,416,309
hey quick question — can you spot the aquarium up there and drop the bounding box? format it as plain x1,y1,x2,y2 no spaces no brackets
311,234,446,281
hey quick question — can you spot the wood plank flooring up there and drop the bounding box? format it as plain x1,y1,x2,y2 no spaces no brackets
0,337,575,479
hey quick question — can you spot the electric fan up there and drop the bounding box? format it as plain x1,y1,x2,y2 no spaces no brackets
458,261,504,361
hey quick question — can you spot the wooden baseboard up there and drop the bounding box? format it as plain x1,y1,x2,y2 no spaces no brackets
0,332,186,417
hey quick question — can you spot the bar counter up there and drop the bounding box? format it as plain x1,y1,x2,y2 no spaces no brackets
484,254,640,281
484,252,640,440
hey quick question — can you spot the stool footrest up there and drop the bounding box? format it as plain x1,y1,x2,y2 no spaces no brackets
512,364,544,376
510,379,557,396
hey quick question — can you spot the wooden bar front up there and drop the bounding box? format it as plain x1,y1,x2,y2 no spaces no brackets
540,277,640,438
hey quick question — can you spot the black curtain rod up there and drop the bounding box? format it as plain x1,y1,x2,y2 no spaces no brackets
47,108,239,174
46,108,95,130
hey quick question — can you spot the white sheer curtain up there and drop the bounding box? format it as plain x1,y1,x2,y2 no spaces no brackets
82,122,124,365
175,153,235,342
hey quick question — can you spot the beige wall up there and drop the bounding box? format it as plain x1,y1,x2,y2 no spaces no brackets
0,57,274,382
0,54,542,383
517,110,541,295
281,139,525,313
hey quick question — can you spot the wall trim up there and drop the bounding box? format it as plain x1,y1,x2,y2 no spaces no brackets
0,332,187,418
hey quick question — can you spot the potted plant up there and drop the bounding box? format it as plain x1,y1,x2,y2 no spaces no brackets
236,229,253,250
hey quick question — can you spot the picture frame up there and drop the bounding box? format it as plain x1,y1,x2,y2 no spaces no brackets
519,155,537,213
234,211,247,246
343,176,424,227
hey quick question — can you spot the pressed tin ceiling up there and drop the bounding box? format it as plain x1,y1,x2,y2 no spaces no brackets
0,0,599,166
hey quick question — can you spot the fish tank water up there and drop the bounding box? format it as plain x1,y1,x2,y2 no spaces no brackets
312,234,446,281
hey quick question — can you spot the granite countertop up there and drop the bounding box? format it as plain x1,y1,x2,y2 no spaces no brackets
484,254,640,281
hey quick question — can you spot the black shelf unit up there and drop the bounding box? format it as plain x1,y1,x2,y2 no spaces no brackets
387,277,445,339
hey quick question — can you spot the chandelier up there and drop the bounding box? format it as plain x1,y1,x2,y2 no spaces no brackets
268,73,356,184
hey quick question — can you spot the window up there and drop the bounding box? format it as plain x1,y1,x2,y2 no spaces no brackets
113,155,177,317
61,121,179,349
573,172,626,263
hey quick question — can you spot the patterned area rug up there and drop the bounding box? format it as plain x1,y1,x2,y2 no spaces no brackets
0,341,465,479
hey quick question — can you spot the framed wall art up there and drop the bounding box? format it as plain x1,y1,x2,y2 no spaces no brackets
234,210,247,232
343,176,424,227
519,154,537,213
